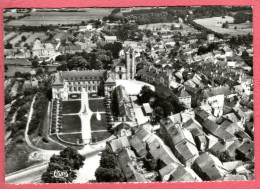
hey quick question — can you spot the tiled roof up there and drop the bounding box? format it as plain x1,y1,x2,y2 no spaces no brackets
61,70,106,81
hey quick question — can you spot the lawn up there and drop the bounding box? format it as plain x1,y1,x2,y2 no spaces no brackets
58,133,82,144
61,115,81,133
194,16,252,36
90,113,108,131
91,131,113,142
89,99,105,112
5,142,42,174
62,100,81,114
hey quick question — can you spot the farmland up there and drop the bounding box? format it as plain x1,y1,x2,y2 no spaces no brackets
20,32,48,47
6,8,113,26
4,32,17,43
9,32,32,46
194,16,252,36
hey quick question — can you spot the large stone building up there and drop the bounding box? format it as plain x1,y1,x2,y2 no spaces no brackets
32,39,55,58
137,65,172,88
52,70,116,100
113,48,136,80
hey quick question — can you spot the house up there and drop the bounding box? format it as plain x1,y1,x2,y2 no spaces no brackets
158,163,179,182
115,85,135,123
142,103,153,116
160,121,199,167
106,136,131,154
60,44,82,54
104,36,117,43
175,86,192,109
79,24,93,32
134,126,182,168
32,39,55,58
236,140,254,162
117,148,149,182
129,135,147,157
192,152,227,181
114,122,132,137
207,34,215,43
169,166,202,182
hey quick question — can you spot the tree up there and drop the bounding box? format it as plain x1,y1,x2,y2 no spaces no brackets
4,65,8,72
32,60,39,68
95,149,125,182
36,68,43,75
5,42,13,49
21,35,27,42
41,147,85,183
95,167,125,182
241,50,249,59
139,85,155,103
234,12,252,24
15,71,22,78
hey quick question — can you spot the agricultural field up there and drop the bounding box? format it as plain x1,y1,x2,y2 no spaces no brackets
194,16,253,36
4,65,34,78
9,32,33,46
4,32,17,43
6,8,113,26
20,32,48,47
4,12,25,18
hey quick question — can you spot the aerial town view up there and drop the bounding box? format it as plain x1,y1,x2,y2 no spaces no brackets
4,6,254,184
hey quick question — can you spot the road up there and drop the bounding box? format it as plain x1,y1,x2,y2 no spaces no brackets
5,143,106,184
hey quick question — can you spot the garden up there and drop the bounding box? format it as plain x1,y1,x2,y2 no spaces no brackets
90,113,108,131
89,99,106,112
61,115,81,133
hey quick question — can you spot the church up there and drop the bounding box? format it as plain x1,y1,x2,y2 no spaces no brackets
112,47,136,80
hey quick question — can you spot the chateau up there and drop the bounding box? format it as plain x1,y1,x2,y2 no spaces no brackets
52,70,116,100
